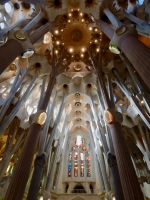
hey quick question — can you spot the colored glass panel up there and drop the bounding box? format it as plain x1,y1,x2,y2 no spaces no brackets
86,152,90,160
75,135,83,147
80,152,84,160
74,152,78,161
80,166,84,177
74,165,78,177
68,162,72,177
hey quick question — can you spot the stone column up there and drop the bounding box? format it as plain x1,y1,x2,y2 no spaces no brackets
29,22,53,44
108,121,144,200
26,153,47,200
27,94,65,200
118,33,150,89
97,20,150,89
4,51,65,200
0,22,53,75
0,0,9,4
0,40,23,74
88,47,143,199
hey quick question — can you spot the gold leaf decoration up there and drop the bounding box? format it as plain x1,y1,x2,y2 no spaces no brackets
62,23,91,51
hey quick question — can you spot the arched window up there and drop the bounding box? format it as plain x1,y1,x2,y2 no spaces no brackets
75,135,83,148
68,135,91,178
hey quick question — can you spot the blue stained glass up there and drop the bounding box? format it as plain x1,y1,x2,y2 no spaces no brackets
68,163,72,177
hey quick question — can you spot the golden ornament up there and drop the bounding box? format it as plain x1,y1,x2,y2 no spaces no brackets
14,30,27,40
37,112,47,125
62,23,91,51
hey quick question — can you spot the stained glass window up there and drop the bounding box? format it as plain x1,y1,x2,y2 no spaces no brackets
75,135,83,148
68,152,72,177
82,146,87,151
80,166,84,177
68,162,72,177
71,146,76,151
74,152,78,161
69,136,91,178
87,165,91,177
86,151,90,161
74,163,78,177
80,152,84,160
69,152,72,160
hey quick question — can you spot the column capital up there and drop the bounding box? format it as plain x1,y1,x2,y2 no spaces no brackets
7,29,34,58
109,25,137,54
103,108,123,124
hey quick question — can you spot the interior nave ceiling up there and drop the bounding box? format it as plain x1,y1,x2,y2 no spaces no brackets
0,0,150,200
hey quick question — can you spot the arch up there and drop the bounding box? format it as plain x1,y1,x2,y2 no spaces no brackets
72,184,86,193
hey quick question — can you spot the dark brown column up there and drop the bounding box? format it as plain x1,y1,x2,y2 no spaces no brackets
0,23,52,75
4,51,65,200
91,45,144,199
108,121,144,200
98,21,150,89
118,33,150,89
0,39,23,74
99,20,114,39
4,74,56,200
0,0,9,4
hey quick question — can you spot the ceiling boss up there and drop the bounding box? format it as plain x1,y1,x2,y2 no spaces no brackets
62,22,91,52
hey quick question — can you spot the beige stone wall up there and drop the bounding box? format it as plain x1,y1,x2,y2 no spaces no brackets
57,194,101,200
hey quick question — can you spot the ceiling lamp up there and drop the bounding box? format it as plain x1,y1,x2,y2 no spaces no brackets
75,92,80,98
75,102,81,107
62,23,91,52
74,64,81,71
76,118,81,122
76,110,81,115
5,2,13,13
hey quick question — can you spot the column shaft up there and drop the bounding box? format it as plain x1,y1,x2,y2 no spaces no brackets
4,74,56,200
0,39,23,75
29,22,52,44
99,21,150,89
4,123,41,200
109,121,144,200
118,33,150,89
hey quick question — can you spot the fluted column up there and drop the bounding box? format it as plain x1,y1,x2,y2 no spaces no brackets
0,22,53,75
109,121,144,200
118,33,150,89
29,22,53,44
88,46,143,199
97,20,150,89
27,94,65,200
4,50,65,199
0,40,23,74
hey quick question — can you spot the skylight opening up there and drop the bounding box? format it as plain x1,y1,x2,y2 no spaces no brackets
5,2,12,13
0,22,5,29
138,0,144,5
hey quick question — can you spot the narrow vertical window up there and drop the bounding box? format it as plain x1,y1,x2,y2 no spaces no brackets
74,152,78,161
80,165,84,177
68,162,72,177
74,163,78,177
68,152,72,177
